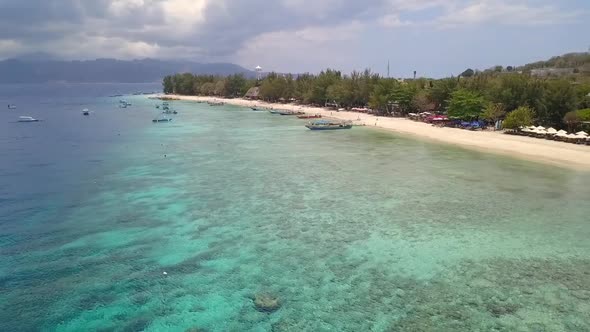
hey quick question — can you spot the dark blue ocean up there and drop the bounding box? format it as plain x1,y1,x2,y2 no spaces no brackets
1,84,589,331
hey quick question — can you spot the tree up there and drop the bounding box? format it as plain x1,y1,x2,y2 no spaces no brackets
412,91,431,113
576,108,590,121
391,84,418,115
430,78,458,110
308,69,341,105
369,79,398,115
506,66,514,72
481,103,506,124
163,75,174,94
460,68,475,77
543,80,577,128
447,89,485,120
563,111,580,132
503,106,534,129
225,74,248,97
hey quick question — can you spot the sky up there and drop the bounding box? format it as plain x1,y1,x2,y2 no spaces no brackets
0,0,589,77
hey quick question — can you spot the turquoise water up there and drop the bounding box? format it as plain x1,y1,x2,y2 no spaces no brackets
1,89,590,331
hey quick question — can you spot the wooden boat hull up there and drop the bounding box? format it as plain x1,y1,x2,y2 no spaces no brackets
306,125,352,130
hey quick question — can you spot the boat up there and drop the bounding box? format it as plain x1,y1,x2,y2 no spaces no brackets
297,114,322,119
269,109,282,114
305,120,352,130
8,104,16,109
162,110,178,115
152,117,173,123
251,107,264,111
18,116,40,122
82,108,90,116
278,111,305,116
208,101,225,106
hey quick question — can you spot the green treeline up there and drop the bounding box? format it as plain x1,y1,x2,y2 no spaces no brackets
163,69,590,130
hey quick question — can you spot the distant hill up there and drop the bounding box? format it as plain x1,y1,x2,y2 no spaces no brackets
520,52,590,74
0,58,254,83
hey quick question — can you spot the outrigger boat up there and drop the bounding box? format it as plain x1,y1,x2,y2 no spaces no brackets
305,120,352,130
152,117,173,123
278,111,305,116
297,114,322,119
18,116,40,122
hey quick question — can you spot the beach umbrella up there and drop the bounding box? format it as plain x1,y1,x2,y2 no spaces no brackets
536,126,546,131
546,128,558,134
555,132,569,137
557,130,568,135
522,127,531,132
575,131,588,137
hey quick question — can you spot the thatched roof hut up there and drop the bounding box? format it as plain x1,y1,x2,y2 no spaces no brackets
244,87,260,99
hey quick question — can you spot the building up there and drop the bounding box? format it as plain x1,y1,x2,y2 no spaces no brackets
244,87,260,100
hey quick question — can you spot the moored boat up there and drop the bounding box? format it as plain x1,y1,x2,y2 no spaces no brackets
305,120,352,130
8,104,16,109
18,116,40,122
208,101,225,106
152,117,173,123
269,109,281,114
278,111,305,116
297,114,322,119
82,108,90,116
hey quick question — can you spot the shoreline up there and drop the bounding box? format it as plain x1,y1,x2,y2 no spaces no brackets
153,94,590,171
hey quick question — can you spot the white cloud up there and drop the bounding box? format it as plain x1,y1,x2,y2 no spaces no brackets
437,0,581,26
0,39,25,58
161,0,209,27
235,22,364,72
109,0,146,16
379,14,413,28
378,0,582,28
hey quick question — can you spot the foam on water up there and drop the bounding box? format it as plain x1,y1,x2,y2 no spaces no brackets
1,92,589,331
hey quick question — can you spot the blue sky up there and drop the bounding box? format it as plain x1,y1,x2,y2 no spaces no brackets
0,0,588,77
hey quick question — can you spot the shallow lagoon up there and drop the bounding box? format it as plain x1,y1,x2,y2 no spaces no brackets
1,90,589,331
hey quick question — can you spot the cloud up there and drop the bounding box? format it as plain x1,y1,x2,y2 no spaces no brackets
378,0,583,28
437,0,582,27
0,0,586,72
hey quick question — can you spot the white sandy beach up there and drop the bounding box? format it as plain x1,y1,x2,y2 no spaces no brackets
157,94,590,170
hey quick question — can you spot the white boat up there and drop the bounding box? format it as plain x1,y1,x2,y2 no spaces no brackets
8,104,16,109
82,108,90,116
18,116,40,122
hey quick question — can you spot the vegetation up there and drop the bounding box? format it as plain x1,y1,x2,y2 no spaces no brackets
446,89,485,120
481,103,506,123
503,106,534,129
163,53,590,130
